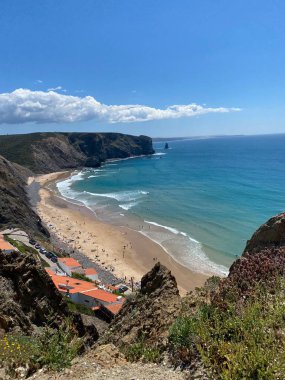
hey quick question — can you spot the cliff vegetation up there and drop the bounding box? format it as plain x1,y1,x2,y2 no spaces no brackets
0,132,154,173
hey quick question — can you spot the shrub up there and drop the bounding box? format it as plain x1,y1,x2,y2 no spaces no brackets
64,297,95,316
71,272,93,283
35,320,83,371
169,280,285,379
0,319,83,376
124,342,162,363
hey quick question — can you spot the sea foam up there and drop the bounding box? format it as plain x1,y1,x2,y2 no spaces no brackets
140,224,228,277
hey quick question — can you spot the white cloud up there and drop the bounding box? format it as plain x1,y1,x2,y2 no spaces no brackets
35,79,43,84
0,88,241,125
47,86,63,92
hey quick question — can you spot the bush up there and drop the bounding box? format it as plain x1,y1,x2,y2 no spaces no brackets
71,272,93,283
169,280,285,379
124,342,162,363
65,297,95,316
35,320,83,371
0,319,83,376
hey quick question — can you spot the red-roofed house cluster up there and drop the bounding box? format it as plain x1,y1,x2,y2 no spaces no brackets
46,268,125,320
57,257,99,281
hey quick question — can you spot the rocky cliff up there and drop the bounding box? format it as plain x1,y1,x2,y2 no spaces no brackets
102,263,182,348
0,132,154,173
243,212,285,254
0,155,48,237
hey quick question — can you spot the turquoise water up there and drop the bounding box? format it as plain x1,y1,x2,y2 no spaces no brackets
57,134,285,276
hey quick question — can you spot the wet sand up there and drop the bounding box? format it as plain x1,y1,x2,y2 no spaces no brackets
29,171,209,294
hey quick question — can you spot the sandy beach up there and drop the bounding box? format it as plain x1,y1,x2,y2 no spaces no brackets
29,171,209,294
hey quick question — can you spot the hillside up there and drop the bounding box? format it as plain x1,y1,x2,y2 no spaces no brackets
0,155,48,237
0,132,154,173
2,213,285,378
0,132,154,235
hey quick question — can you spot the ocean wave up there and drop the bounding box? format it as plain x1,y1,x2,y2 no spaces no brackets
119,202,138,210
83,189,149,203
142,220,228,276
144,220,198,242
152,152,166,156
56,171,84,199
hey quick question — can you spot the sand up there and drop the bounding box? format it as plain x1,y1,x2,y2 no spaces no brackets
30,171,209,294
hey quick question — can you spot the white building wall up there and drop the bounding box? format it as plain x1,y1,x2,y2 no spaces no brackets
85,273,98,281
58,262,84,276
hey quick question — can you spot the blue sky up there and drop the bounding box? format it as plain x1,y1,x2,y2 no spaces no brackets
0,0,284,137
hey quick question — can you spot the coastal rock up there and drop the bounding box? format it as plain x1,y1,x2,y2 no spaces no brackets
243,212,285,255
0,250,98,344
102,263,182,347
0,155,48,237
0,132,155,174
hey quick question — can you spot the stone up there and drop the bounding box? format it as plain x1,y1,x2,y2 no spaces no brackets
243,212,285,255
102,263,182,348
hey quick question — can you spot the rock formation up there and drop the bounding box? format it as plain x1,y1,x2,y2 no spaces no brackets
0,155,48,237
0,132,155,173
102,263,181,347
0,250,98,344
243,212,285,255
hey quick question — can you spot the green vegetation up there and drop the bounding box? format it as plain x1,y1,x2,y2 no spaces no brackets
0,133,48,170
124,342,162,363
0,319,83,376
4,236,50,267
169,280,285,379
64,297,95,316
71,272,93,283
4,235,28,253
112,290,126,297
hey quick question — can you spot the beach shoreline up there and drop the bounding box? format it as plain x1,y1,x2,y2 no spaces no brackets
29,170,210,294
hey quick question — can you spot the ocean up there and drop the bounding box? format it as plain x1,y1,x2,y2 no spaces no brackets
56,134,285,277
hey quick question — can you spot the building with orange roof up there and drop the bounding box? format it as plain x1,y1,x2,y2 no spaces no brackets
46,270,125,318
84,267,98,281
58,257,84,276
0,235,16,253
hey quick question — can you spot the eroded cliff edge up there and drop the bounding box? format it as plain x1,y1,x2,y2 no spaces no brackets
0,132,154,173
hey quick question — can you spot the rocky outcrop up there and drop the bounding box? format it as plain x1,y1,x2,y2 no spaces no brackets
0,250,98,344
0,132,155,173
102,263,182,347
0,155,48,237
243,212,285,255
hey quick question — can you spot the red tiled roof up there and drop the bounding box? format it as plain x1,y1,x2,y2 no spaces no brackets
105,302,125,315
81,288,119,303
58,257,82,268
0,238,15,251
84,268,97,275
47,271,96,294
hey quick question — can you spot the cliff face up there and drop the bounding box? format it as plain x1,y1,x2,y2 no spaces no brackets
0,132,154,173
243,212,285,255
103,263,182,348
0,155,48,237
0,250,98,343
